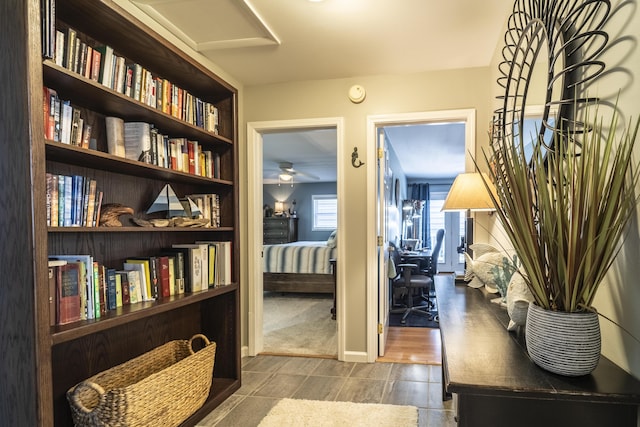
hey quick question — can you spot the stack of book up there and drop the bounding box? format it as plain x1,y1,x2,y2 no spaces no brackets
43,87,93,147
45,173,102,227
48,241,232,325
104,118,221,178
187,193,221,227
50,25,219,134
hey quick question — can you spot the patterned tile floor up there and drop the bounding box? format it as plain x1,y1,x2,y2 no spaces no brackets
197,355,456,426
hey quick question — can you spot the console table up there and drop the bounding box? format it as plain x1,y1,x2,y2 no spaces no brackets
436,281,640,427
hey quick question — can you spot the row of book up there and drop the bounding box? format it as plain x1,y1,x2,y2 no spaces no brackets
48,241,232,325
44,23,219,134
105,117,222,179
188,193,221,228
46,173,102,228
44,87,93,147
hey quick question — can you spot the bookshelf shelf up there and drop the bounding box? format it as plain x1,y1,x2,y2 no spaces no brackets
25,0,241,425
42,61,233,148
51,284,238,345
45,140,233,186
48,226,235,233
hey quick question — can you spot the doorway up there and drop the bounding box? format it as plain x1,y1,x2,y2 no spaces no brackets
246,117,345,359
366,109,476,359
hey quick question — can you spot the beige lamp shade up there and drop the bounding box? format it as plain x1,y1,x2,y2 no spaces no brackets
442,172,497,211
274,201,285,213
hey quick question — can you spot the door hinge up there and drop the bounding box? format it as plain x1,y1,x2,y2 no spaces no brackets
378,323,383,334
377,236,383,246
377,148,384,159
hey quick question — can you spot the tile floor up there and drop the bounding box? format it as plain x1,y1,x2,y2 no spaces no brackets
197,355,456,426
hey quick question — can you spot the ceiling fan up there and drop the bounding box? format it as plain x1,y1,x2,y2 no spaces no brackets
267,161,320,182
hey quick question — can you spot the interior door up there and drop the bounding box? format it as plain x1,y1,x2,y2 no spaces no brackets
377,128,390,356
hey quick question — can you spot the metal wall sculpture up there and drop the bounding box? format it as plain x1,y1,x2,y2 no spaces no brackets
493,0,611,149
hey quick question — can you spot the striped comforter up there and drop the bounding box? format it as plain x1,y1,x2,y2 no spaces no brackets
263,241,336,274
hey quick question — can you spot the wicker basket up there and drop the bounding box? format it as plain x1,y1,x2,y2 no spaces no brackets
67,334,216,427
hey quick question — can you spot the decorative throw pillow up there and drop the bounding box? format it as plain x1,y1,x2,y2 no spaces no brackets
463,243,517,296
506,271,534,331
327,230,337,248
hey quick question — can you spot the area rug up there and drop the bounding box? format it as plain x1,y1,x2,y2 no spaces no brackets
389,312,439,328
263,292,337,356
258,398,417,427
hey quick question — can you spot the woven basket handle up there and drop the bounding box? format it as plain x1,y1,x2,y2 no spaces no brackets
69,381,106,414
188,334,211,355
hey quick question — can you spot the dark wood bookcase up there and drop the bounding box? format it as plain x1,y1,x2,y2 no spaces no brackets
0,0,239,425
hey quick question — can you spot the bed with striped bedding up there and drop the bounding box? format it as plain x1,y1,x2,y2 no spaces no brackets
263,241,337,298
263,241,336,274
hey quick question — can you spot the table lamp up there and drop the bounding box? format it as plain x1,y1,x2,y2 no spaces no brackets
442,172,497,258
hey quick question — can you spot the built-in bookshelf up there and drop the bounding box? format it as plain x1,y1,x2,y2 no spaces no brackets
27,0,240,425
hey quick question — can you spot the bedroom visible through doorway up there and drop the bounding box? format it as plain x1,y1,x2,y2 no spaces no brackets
246,117,344,359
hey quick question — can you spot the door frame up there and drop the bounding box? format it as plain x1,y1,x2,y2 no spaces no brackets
366,109,476,361
246,117,345,359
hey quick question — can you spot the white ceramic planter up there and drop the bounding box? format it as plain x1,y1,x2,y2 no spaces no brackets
525,302,601,376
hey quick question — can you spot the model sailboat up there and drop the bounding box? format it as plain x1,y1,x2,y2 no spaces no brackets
147,184,200,218
142,184,206,227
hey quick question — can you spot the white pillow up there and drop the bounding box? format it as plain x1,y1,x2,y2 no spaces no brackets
327,230,337,248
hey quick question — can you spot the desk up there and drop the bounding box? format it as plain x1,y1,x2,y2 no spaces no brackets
436,282,640,427
399,250,432,271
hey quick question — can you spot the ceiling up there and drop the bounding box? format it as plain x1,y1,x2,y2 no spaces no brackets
261,122,466,184
125,0,511,182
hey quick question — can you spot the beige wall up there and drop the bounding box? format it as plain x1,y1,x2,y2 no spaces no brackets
116,0,640,376
482,0,640,380
242,68,492,354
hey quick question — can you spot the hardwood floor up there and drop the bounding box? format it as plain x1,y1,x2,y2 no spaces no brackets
376,273,451,365
377,326,441,365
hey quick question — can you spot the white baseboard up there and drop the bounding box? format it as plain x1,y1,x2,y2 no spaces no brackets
342,351,369,363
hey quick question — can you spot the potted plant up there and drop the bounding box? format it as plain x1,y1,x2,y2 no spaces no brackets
481,104,640,376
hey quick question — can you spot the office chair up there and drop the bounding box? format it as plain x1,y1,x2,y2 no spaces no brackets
421,229,445,321
389,242,435,324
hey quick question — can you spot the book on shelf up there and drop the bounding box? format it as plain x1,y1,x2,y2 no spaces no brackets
119,268,142,304
196,241,232,287
94,44,115,88
50,255,94,320
96,263,107,317
116,270,131,305
43,87,56,140
187,193,220,228
56,262,82,325
105,116,125,157
59,100,73,144
48,259,67,326
157,255,171,298
173,243,208,292
63,175,72,227
124,260,154,301
166,255,177,296
40,0,55,59
160,250,185,295
106,268,118,311
64,27,77,72
114,270,123,308
54,30,65,67
46,174,99,228
123,121,152,163
90,47,101,81
92,261,101,319
161,247,195,294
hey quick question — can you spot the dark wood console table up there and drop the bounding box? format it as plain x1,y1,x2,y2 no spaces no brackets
436,281,640,427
